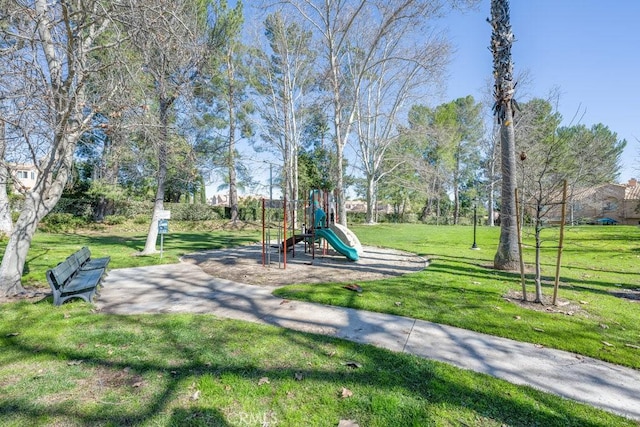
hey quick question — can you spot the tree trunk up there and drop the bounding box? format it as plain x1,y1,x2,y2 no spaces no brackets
0,120,12,235
328,36,348,227
94,196,108,222
534,213,543,303
491,0,520,270
336,142,346,226
227,51,238,223
488,162,496,226
365,174,376,224
0,131,77,295
453,169,460,225
494,106,519,269
141,98,171,254
0,195,42,295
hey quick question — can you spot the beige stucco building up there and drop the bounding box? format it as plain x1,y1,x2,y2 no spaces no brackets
559,179,640,225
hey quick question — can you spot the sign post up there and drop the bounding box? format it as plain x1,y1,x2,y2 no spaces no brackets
157,212,170,258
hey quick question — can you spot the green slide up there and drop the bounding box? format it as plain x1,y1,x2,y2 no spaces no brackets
315,228,359,261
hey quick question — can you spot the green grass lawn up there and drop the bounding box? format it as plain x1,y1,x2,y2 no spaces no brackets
275,224,640,369
0,302,633,426
1,222,639,425
16,225,261,287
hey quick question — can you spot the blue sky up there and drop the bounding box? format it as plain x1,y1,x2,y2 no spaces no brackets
217,1,638,198
438,0,639,183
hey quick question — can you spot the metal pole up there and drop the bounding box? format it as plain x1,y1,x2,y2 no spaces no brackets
471,201,479,249
283,197,287,269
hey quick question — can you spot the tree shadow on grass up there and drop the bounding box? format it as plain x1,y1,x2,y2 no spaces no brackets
0,308,631,427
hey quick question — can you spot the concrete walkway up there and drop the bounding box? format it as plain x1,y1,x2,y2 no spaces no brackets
96,263,640,421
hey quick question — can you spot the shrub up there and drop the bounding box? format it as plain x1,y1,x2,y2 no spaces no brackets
346,212,367,224
103,215,126,225
113,200,153,218
164,203,221,221
133,215,149,225
40,213,88,232
52,198,94,217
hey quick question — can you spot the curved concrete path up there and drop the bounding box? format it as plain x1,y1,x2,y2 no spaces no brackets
95,263,640,421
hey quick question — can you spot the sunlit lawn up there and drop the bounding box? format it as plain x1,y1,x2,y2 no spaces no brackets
16,224,261,287
1,222,639,425
0,302,633,426
275,224,640,368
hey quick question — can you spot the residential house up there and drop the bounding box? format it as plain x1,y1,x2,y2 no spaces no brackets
547,179,640,225
344,200,393,215
10,163,39,192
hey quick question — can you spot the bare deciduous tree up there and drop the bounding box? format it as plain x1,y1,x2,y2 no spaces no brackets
0,0,118,295
276,0,475,226
516,95,625,303
352,17,449,224
251,10,317,211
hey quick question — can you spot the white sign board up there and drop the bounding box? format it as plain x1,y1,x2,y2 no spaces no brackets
158,210,171,220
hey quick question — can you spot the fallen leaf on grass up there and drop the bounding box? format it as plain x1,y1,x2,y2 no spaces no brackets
338,420,360,427
602,341,614,347
394,301,402,306
340,387,353,398
624,344,640,349
5,332,19,337
67,360,83,366
513,316,521,320
343,284,362,293
599,323,609,329
190,390,200,400
258,377,270,386
342,361,362,369
579,300,589,305
533,327,545,333
132,381,144,388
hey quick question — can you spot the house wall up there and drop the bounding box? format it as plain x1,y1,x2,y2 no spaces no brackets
11,164,38,191
545,181,640,225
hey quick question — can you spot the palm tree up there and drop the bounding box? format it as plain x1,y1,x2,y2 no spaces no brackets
490,0,520,271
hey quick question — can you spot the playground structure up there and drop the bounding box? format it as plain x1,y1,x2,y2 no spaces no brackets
261,190,362,269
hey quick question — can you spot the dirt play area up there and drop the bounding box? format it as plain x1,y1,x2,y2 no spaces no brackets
181,243,428,287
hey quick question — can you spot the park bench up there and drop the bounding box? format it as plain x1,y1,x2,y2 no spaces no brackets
46,247,110,306
72,246,111,271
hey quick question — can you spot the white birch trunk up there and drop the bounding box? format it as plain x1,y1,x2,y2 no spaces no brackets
0,121,12,235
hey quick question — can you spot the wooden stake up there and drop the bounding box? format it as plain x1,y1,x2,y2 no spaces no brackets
552,180,568,305
515,187,527,301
